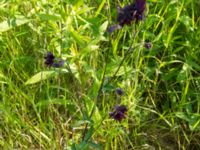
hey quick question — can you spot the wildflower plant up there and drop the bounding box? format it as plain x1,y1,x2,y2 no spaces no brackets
109,0,146,32
116,88,124,96
44,52,55,68
109,105,128,122
2,0,199,149
44,52,64,68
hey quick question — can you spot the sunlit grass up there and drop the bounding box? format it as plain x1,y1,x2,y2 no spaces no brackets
0,0,200,149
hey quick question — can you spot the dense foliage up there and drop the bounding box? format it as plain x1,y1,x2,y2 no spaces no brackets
0,0,200,149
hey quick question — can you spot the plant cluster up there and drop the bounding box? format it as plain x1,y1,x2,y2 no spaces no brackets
0,0,200,149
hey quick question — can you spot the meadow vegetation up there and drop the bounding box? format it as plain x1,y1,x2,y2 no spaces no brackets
0,0,200,149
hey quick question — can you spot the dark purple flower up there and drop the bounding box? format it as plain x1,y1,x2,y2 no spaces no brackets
44,52,55,68
135,0,146,14
116,88,124,96
144,42,152,49
52,59,65,68
117,5,135,27
108,0,146,33
134,0,146,21
44,52,65,68
108,25,122,33
117,0,146,26
109,105,128,122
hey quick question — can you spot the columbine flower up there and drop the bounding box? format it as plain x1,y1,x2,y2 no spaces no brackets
133,0,146,22
44,52,64,68
144,42,152,49
109,105,128,122
108,0,146,32
117,4,135,27
108,25,122,33
44,52,55,68
116,88,124,96
52,59,64,68
117,0,146,26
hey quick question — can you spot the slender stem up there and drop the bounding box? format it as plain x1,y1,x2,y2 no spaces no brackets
108,29,138,84
82,0,112,141
81,30,111,141
110,42,134,82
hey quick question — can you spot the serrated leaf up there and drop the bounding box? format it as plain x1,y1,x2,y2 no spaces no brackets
25,71,57,85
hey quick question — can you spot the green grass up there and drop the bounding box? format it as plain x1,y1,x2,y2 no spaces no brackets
0,0,200,149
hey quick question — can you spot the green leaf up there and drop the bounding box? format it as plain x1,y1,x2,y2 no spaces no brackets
99,21,108,34
175,112,190,122
25,71,57,85
106,59,132,76
71,143,77,150
36,99,72,107
176,112,200,131
68,0,84,8
84,126,94,141
0,16,29,33
70,29,87,47
0,72,7,84
187,58,200,71
95,0,106,17
78,141,88,150
189,114,200,131
84,97,101,124
176,64,188,82
72,120,92,128
37,13,62,21
162,68,179,81
0,73,6,79
88,141,102,150
179,15,192,30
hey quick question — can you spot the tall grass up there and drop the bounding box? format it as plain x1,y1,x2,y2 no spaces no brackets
0,0,200,149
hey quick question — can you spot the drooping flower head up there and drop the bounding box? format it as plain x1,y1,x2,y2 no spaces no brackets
109,105,128,122
135,0,146,13
117,0,146,26
44,52,64,68
133,0,146,21
117,4,135,27
116,88,124,96
52,59,65,68
144,42,152,49
108,0,146,32
44,52,55,68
